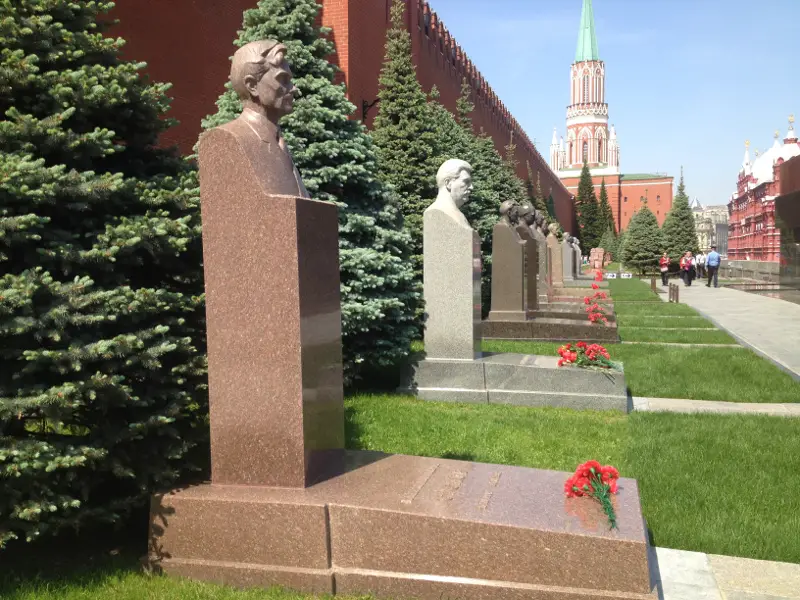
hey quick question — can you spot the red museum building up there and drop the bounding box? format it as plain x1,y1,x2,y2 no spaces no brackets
109,0,575,229
728,118,800,262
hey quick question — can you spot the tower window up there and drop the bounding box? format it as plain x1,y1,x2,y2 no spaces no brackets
624,196,628,203
582,141,588,162
583,75,589,102
598,139,603,162
657,195,660,202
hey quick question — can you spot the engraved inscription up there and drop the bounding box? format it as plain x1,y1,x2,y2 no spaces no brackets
477,490,493,511
438,469,467,502
401,463,440,505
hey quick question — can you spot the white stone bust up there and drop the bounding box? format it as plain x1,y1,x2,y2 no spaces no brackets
425,158,474,228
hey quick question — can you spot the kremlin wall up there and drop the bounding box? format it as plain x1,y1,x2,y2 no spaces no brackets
108,0,576,230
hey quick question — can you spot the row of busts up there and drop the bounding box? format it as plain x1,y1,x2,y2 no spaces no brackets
496,200,580,249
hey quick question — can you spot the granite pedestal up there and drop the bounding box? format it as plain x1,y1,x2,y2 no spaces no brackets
562,239,575,282
160,118,653,600
407,353,628,410
482,318,620,344
151,451,653,600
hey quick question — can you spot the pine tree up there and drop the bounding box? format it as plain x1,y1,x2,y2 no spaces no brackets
621,205,665,274
201,0,420,382
371,1,438,273
0,1,206,546
598,228,618,261
455,78,474,132
575,162,600,249
598,178,615,234
546,193,557,222
662,168,699,261
526,162,549,215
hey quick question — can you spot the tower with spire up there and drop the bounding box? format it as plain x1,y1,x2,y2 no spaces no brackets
550,0,619,176
548,0,674,233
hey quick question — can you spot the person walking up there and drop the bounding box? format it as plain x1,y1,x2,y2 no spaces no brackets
659,252,670,286
680,251,694,286
706,245,721,288
696,251,706,278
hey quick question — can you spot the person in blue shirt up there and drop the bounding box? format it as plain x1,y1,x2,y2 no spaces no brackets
706,246,721,287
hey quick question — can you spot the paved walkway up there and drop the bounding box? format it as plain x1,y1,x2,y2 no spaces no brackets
665,284,800,379
633,396,800,416
654,547,800,599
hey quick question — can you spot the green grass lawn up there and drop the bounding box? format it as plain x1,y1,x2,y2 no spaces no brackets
617,327,737,344
484,340,800,402
616,315,713,328
4,397,800,600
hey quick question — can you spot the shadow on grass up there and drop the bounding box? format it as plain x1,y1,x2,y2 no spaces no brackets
440,451,477,461
0,509,150,593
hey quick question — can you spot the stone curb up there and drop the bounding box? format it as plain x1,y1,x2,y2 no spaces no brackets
685,302,800,382
654,547,800,599
633,396,800,417
621,341,743,348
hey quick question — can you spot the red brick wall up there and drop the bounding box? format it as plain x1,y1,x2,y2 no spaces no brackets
109,0,255,152
109,0,574,228
559,176,672,232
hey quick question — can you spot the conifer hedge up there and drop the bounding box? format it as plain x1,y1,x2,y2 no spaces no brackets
0,0,207,546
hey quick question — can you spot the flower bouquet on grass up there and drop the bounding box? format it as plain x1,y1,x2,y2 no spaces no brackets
557,342,621,371
564,460,620,529
584,283,609,324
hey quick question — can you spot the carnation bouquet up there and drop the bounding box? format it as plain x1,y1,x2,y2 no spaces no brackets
564,460,620,529
557,342,621,371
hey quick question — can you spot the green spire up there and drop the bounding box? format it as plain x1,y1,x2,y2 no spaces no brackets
575,0,599,63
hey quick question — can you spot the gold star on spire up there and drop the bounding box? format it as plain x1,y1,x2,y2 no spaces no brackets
775,130,781,139
745,140,750,148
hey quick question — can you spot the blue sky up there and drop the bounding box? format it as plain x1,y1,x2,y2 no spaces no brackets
427,0,799,205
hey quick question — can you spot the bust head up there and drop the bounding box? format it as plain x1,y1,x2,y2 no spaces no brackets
231,40,295,121
436,159,473,208
548,222,559,236
499,200,519,225
518,201,536,226
533,210,545,228
563,231,571,240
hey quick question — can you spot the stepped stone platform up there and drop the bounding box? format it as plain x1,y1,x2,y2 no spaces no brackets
151,451,655,600
406,352,629,411
483,317,620,343
532,303,617,322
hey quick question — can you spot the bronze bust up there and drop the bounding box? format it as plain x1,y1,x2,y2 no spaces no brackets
213,40,308,198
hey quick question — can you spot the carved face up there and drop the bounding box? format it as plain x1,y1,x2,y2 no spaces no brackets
245,46,295,117
518,203,535,225
448,169,473,208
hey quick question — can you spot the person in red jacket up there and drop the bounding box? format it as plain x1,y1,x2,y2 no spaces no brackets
680,251,694,286
659,252,670,286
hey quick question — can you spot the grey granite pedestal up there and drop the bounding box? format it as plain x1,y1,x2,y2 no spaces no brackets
405,353,629,412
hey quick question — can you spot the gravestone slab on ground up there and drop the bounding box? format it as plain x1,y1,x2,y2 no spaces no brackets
150,43,653,600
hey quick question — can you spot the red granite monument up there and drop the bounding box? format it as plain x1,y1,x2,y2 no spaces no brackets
148,40,655,600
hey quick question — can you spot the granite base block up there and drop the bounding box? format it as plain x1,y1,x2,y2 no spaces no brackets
550,287,597,297
531,304,617,322
150,452,654,600
562,279,608,288
406,354,629,412
483,318,620,343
